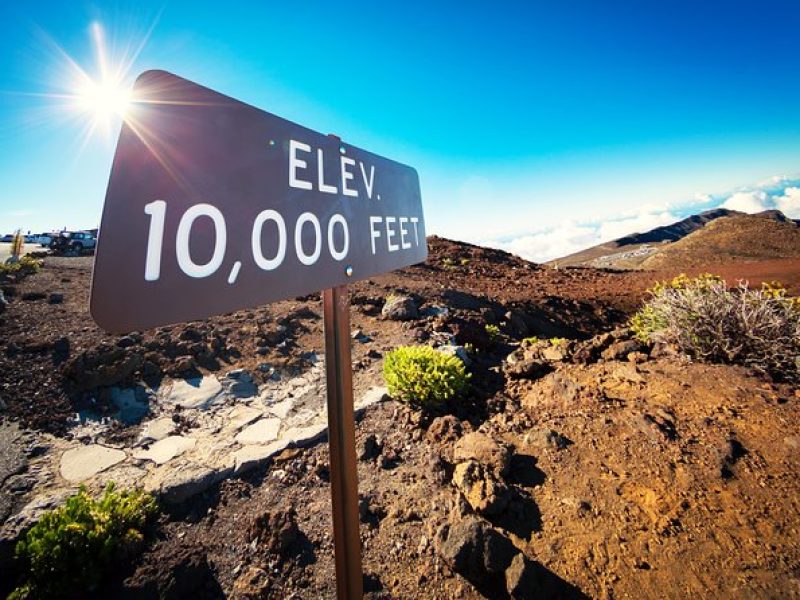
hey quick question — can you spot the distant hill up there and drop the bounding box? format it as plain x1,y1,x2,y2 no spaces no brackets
552,209,800,269
640,211,800,269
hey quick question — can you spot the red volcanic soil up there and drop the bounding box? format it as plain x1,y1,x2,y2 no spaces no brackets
666,257,800,295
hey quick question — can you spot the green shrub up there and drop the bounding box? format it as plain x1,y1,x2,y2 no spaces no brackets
383,345,470,411
630,274,800,382
11,484,158,599
1,256,42,277
484,324,501,343
522,336,540,345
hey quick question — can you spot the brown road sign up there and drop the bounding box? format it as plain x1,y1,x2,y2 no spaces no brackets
91,70,426,333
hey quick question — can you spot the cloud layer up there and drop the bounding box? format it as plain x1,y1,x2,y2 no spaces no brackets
482,176,799,263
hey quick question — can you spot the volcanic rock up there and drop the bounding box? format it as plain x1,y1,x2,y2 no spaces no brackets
436,516,517,580
381,295,418,321
453,432,512,476
505,553,540,599
452,460,511,515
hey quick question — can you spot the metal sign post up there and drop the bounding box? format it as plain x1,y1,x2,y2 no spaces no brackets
322,285,363,599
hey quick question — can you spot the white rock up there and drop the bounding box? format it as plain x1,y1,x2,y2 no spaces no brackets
282,423,327,447
267,398,295,420
133,436,196,465
235,418,281,445
355,386,390,411
60,445,126,483
191,437,236,467
137,417,176,444
225,405,263,431
158,464,233,504
288,408,317,427
233,440,291,475
161,376,223,409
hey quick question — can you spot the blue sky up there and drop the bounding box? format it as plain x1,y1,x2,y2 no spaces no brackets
1,1,799,260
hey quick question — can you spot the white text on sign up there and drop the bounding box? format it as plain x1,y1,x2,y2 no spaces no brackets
288,140,375,199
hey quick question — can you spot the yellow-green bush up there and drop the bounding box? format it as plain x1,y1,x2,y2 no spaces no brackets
484,324,500,343
383,345,470,411
0,256,42,277
630,274,800,382
10,484,157,599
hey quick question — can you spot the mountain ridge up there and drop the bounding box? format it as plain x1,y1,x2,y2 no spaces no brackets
552,208,800,269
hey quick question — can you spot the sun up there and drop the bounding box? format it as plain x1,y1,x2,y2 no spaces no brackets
67,21,136,127
75,77,131,118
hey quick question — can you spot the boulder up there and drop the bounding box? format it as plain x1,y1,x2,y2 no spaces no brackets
381,295,418,320
453,432,512,476
116,335,138,348
0,290,7,314
601,340,642,361
358,434,383,461
436,517,517,581
426,415,464,443
505,358,550,380
452,460,511,515
523,371,584,411
505,310,530,337
65,350,144,390
247,508,301,556
505,553,540,599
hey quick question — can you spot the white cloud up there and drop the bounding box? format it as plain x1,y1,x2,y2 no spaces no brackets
598,211,677,241
485,222,598,263
757,174,790,189
694,193,712,204
472,174,800,265
720,190,769,213
484,210,679,263
774,187,800,219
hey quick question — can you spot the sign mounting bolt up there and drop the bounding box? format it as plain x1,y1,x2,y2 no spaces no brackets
345,265,353,277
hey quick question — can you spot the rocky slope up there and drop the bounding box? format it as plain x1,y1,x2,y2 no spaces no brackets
640,212,800,269
553,209,800,271
1,237,799,598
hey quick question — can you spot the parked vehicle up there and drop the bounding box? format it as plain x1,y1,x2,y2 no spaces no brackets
0,234,13,243
49,231,97,255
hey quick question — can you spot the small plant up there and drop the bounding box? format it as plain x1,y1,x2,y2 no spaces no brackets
1,255,42,276
441,258,456,268
383,345,470,411
484,324,501,343
549,337,567,346
459,258,470,266
630,274,800,382
11,484,158,599
522,336,540,345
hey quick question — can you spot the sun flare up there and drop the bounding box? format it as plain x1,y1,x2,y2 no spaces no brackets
23,18,157,148
75,77,131,118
